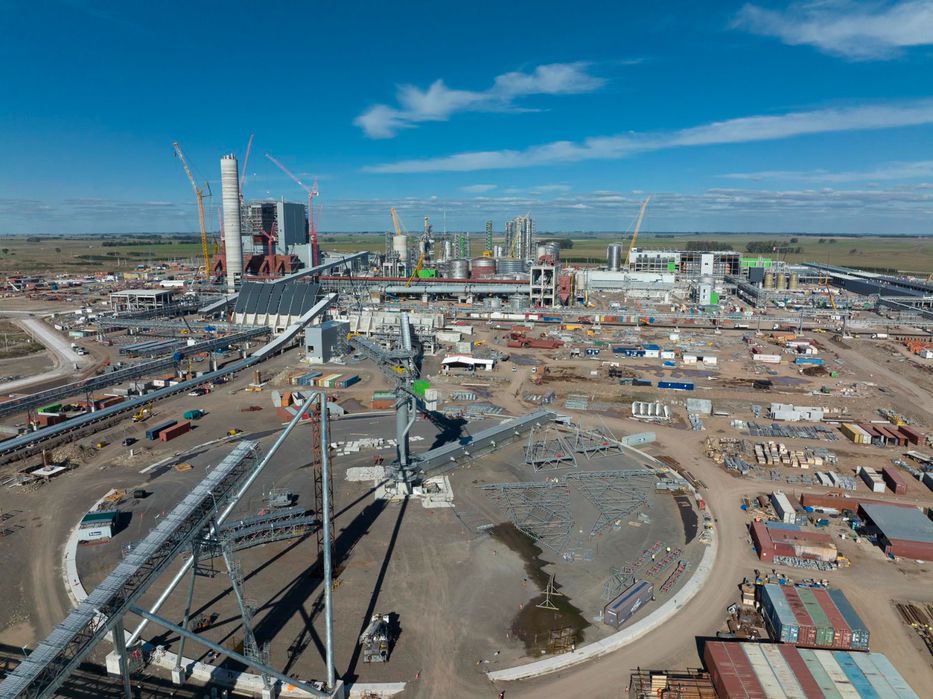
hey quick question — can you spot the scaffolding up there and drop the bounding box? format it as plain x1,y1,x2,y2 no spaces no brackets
479,481,573,553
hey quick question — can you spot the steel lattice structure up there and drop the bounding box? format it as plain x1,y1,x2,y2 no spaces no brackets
565,470,654,536
479,482,574,553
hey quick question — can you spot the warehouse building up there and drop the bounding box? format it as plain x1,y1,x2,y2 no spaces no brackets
750,520,837,562
704,641,919,698
858,503,933,560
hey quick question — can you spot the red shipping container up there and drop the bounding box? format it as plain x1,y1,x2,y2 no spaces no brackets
882,466,908,495
159,421,190,442
811,588,853,649
898,425,924,445
782,587,818,646
776,645,823,697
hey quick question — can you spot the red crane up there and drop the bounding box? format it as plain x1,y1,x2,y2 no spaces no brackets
265,153,319,266
259,222,278,277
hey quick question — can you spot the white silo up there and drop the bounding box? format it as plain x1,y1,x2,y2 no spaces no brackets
220,154,243,292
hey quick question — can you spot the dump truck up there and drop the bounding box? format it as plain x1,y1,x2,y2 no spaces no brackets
360,614,392,663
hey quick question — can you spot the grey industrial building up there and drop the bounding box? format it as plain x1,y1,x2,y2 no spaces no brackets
110,289,175,313
242,199,308,255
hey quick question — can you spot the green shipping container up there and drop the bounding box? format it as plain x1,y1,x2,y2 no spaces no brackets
417,269,437,278
183,410,204,420
38,403,63,414
797,588,835,647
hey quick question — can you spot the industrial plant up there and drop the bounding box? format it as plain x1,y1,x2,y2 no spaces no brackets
0,145,932,699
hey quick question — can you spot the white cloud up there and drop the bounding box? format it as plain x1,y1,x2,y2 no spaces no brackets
723,159,933,183
461,184,497,193
354,62,605,138
734,1,933,60
363,100,933,173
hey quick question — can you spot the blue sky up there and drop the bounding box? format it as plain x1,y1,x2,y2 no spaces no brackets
2,0,933,234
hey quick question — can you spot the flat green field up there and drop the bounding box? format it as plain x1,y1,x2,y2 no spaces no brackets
1,232,930,275
0,236,203,274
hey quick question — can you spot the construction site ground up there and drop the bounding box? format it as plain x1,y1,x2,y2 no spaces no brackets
1,309,933,698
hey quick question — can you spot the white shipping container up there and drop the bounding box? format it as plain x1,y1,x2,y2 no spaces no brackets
753,354,782,364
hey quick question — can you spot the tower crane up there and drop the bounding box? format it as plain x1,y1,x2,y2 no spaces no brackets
172,142,212,279
265,153,320,266
624,196,651,266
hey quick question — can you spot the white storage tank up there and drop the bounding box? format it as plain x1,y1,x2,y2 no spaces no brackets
447,258,470,279
607,244,624,271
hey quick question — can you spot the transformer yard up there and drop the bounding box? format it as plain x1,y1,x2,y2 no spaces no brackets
1,156,933,699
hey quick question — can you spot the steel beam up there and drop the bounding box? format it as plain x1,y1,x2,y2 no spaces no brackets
129,607,329,699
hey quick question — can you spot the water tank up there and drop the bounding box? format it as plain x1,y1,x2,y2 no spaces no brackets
493,245,505,258
776,272,787,290
471,257,497,278
789,273,799,290
448,258,470,279
607,244,623,271
496,258,526,275
763,272,775,289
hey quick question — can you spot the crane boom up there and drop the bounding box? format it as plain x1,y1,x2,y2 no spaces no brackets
390,207,402,237
625,196,651,266
239,133,254,196
172,142,211,278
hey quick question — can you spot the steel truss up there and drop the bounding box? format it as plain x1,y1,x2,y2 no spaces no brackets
479,482,573,553
572,425,624,458
523,426,577,471
565,470,654,536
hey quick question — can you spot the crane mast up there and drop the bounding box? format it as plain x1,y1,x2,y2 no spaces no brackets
172,142,212,279
625,196,651,266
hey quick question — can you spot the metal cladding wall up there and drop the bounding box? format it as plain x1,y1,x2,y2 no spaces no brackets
704,642,920,698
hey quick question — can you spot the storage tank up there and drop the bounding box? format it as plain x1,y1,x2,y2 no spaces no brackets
536,242,560,262
448,258,470,279
470,257,497,278
789,273,799,290
493,244,505,258
496,258,526,275
607,244,623,271
776,272,787,290
763,272,775,289
220,154,243,293
392,234,408,260
443,240,453,260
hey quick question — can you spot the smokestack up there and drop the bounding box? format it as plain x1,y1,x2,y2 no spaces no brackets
220,154,243,292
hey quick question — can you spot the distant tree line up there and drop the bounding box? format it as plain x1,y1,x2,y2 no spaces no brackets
685,241,733,251
745,240,803,254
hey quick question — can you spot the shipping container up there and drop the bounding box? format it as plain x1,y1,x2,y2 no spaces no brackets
759,584,800,643
145,420,177,441
183,409,205,421
657,381,694,391
827,589,870,650
794,357,824,365
336,374,360,389
38,403,63,414
753,353,782,363
840,423,872,445
603,580,653,628
897,425,924,445
796,587,835,648
159,421,190,442
781,587,818,646
811,588,853,649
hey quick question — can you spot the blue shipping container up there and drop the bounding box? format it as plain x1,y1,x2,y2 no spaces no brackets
145,420,177,441
657,381,694,391
603,580,653,628
827,588,870,649
794,357,825,365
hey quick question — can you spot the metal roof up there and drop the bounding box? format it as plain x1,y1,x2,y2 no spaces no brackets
860,503,933,544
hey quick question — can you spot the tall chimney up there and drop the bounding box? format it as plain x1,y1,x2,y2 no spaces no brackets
220,154,243,293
